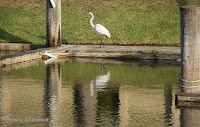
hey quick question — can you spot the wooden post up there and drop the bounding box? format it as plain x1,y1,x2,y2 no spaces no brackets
46,0,61,47
180,6,200,94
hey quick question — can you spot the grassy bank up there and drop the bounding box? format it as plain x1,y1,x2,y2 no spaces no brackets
0,0,199,46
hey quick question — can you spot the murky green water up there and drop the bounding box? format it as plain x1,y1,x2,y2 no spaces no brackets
0,58,196,127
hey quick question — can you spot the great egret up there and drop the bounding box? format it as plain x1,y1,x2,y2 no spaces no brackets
89,12,111,48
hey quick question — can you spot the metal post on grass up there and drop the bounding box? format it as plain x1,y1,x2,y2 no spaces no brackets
180,5,200,94
46,0,61,47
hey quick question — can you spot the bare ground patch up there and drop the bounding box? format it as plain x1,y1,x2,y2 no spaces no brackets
0,0,179,8
0,0,45,7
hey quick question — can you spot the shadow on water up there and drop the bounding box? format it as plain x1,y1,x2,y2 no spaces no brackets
74,83,85,127
0,28,31,43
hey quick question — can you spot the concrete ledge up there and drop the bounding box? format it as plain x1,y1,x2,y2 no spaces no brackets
58,45,180,60
69,51,179,60
0,43,46,51
0,48,47,66
0,44,180,66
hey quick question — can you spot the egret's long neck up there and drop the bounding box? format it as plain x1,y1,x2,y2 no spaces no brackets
90,14,95,28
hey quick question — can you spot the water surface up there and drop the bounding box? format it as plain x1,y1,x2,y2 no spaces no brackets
0,58,195,127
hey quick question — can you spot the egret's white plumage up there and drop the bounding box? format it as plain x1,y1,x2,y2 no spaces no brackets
90,72,110,96
89,12,111,47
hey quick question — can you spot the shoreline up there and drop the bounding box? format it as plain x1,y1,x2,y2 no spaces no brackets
0,43,180,66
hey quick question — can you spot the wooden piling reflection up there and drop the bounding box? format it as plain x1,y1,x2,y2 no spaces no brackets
45,62,62,125
181,109,200,127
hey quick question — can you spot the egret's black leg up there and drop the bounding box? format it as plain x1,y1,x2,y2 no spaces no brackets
100,35,102,48
103,36,105,47
102,36,107,48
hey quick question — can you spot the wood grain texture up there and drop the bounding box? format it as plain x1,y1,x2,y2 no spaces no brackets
46,0,61,47
180,6,200,93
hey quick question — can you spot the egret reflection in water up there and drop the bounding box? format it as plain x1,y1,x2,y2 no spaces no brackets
90,71,110,96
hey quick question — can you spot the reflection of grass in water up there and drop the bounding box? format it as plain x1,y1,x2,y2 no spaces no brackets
0,0,199,45
1,63,180,86
3,61,180,87
62,62,180,87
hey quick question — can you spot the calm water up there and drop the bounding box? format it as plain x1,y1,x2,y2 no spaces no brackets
0,58,196,127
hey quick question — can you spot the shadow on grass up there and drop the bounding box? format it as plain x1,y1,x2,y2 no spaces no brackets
176,0,188,7
38,35,46,40
0,28,32,44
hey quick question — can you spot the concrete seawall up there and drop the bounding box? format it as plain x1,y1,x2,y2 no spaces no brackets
0,44,180,66
63,45,180,60
0,43,46,51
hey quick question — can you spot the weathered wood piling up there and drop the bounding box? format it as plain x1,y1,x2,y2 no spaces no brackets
180,5,200,93
176,5,200,104
46,0,61,47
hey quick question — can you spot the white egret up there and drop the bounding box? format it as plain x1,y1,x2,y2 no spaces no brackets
89,12,111,48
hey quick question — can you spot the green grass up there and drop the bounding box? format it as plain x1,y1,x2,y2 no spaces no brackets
0,0,199,46
0,6,46,43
